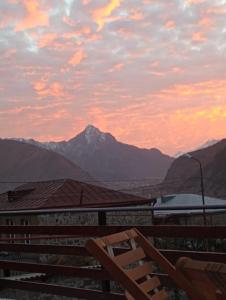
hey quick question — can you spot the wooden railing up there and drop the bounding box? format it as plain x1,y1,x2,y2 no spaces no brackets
0,224,226,299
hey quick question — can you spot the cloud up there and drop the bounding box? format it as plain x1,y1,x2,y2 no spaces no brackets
192,31,207,42
68,48,86,65
187,0,206,4
1,0,226,154
15,0,49,31
33,81,67,99
164,20,176,29
92,0,123,31
37,33,58,48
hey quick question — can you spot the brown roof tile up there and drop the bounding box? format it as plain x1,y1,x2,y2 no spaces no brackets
0,179,150,211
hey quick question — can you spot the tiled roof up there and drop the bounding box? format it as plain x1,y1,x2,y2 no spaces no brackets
0,179,150,211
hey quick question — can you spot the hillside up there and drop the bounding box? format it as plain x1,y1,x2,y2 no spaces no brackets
0,139,92,193
164,139,226,198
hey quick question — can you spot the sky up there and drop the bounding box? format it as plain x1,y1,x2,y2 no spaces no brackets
1,0,226,155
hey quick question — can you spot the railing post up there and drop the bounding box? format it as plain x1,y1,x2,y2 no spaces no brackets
98,211,111,292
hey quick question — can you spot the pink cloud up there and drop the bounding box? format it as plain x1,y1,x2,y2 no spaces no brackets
82,0,91,5
33,81,67,99
164,20,176,29
192,31,207,42
1,0,226,155
129,9,144,21
15,0,49,31
198,17,214,28
108,63,124,72
187,0,206,4
37,33,58,48
68,49,86,66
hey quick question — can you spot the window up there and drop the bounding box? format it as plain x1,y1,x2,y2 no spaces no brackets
6,219,15,243
21,219,31,244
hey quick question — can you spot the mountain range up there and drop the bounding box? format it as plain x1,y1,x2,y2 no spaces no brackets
13,125,173,186
0,139,92,193
128,138,226,199
2,126,226,199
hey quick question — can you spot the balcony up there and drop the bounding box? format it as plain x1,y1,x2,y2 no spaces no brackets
0,205,225,299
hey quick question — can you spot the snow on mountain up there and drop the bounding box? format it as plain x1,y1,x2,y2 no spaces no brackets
84,124,106,144
8,125,173,182
197,139,220,150
174,139,221,158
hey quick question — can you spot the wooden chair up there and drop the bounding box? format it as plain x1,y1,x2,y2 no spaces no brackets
86,228,204,300
176,257,226,300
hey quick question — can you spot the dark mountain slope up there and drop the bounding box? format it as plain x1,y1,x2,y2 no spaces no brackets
0,139,92,193
164,139,226,198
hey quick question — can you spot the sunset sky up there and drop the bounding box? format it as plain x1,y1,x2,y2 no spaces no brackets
1,0,226,155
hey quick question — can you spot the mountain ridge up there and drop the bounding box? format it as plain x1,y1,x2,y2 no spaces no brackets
9,125,174,184
0,139,92,193
164,138,226,199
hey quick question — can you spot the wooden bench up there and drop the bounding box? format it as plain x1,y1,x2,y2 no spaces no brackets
176,257,226,300
86,228,203,300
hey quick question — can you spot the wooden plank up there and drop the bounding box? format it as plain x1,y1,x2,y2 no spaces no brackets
0,243,90,256
151,290,168,300
0,279,125,300
0,260,110,280
126,262,153,281
133,228,206,300
0,225,226,239
126,289,167,300
139,276,161,293
86,238,152,300
115,247,146,267
176,258,226,299
1,243,226,264
102,230,138,246
160,249,226,264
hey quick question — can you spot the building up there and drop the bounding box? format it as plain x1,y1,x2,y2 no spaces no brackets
153,193,226,225
0,178,153,277
0,178,152,242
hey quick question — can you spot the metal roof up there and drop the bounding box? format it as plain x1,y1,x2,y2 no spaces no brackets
154,193,226,216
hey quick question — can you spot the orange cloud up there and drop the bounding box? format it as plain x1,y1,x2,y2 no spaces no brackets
156,80,226,99
37,33,58,48
84,97,226,155
48,82,65,98
198,17,213,28
92,0,123,31
87,34,102,42
33,81,66,98
206,7,226,15
171,67,184,73
82,0,91,5
33,80,46,92
108,63,124,72
68,49,85,66
174,106,226,122
192,31,207,42
130,9,144,21
164,20,176,29
15,0,49,31
81,26,92,35
187,0,205,4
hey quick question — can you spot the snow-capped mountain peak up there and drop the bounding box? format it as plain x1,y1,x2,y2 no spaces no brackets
83,125,108,144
